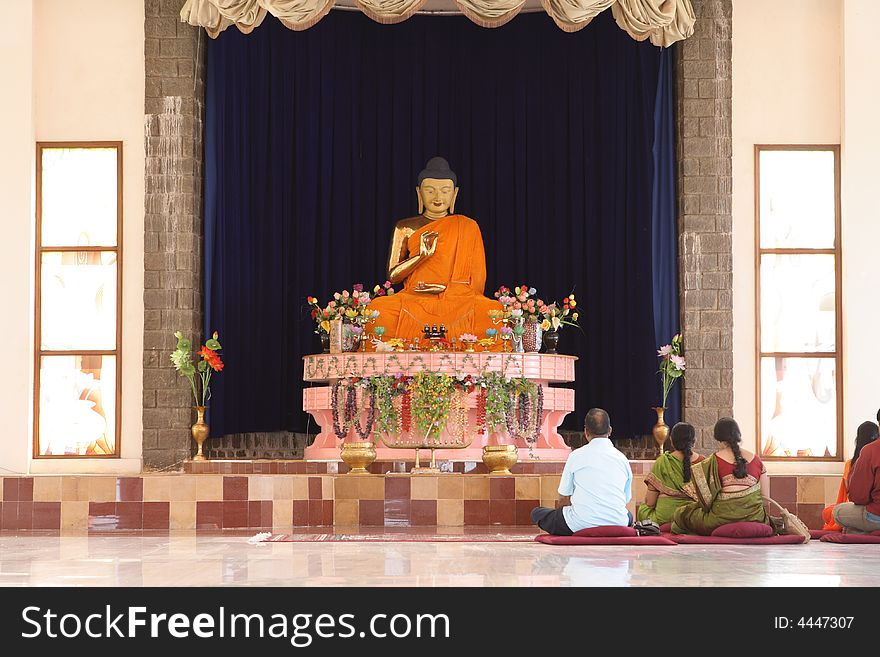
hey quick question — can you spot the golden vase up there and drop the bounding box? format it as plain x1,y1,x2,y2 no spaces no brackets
482,444,518,475
191,406,209,461
341,441,377,475
652,407,670,454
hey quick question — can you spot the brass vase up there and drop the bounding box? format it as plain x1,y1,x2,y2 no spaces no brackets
341,441,377,475
482,444,518,475
191,406,209,461
652,407,670,454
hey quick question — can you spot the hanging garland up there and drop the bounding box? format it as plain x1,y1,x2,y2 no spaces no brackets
330,378,377,440
401,389,412,434
352,384,377,440
475,388,487,434
331,378,353,439
505,380,543,445
448,388,469,445
355,372,543,444
483,372,511,433
409,372,455,439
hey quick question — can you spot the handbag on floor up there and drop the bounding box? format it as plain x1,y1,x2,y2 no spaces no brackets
633,519,661,536
764,497,811,542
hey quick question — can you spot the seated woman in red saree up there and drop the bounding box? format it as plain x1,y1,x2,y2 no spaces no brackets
672,417,771,535
822,420,879,531
369,157,501,342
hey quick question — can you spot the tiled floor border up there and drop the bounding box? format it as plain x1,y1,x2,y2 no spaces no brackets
0,472,837,531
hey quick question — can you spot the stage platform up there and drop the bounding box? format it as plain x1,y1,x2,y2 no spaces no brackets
0,461,837,532
302,352,577,461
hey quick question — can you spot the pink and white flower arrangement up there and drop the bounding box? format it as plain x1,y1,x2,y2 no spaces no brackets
657,333,685,407
494,285,546,321
308,282,392,333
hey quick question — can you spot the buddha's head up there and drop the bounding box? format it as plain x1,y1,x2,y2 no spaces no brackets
416,156,459,218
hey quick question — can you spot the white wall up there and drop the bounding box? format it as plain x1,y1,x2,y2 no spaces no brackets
733,0,879,472
0,0,144,474
840,0,880,459
0,1,36,476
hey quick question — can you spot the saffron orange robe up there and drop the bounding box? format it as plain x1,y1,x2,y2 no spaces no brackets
369,214,502,342
821,459,851,531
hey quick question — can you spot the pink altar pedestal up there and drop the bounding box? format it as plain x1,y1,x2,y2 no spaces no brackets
302,352,576,461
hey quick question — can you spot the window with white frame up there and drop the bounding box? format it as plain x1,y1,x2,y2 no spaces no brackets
756,145,841,460
35,143,122,458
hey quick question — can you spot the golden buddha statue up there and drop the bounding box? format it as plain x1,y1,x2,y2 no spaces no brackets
369,157,502,342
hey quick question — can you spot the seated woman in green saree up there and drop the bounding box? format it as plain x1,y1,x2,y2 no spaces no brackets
637,422,704,526
672,417,771,535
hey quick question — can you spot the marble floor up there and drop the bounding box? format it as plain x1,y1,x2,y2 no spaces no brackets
1,530,879,586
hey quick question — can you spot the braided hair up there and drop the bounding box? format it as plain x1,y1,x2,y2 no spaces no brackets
670,422,697,483
851,421,879,470
714,417,747,478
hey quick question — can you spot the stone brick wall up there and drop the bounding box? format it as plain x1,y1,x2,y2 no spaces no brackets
142,0,206,470
676,0,733,450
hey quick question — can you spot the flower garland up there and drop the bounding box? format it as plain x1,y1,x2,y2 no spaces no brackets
359,370,543,444
330,378,376,440
331,378,354,439
370,375,399,436
447,389,469,445
409,372,454,440
351,383,377,440
505,379,543,445
482,372,511,432
401,390,412,434
476,388,487,434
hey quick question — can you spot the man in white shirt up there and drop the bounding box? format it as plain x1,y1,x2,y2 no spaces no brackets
531,408,633,535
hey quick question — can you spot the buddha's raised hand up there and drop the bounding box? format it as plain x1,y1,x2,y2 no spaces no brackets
420,230,439,257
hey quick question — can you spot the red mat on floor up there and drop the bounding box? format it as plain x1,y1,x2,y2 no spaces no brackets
261,532,536,542
819,531,880,544
810,529,835,540
669,534,807,545
534,534,676,546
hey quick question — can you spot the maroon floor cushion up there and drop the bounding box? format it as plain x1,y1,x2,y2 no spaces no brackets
669,534,807,545
659,523,672,533
534,534,677,546
535,525,676,546
711,522,774,538
810,529,835,540
820,531,880,544
574,526,637,538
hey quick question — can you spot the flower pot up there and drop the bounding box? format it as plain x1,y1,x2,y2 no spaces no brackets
522,319,542,353
482,444,518,475
191,406,209,461
542,328,559,354
319,332,330,353
652,407,670,454
341,441,377,474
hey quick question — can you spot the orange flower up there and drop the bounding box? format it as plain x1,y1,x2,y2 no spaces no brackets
199,346,224,372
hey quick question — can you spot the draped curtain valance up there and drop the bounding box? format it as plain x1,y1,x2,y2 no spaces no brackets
180,0,694,46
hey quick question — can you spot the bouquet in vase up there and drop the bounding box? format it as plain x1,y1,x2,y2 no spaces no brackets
538,293,580,332
657,333,685,408
170,330,224,408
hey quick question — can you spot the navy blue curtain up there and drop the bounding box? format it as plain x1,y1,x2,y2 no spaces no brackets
204,10,678,441
652,48,680,427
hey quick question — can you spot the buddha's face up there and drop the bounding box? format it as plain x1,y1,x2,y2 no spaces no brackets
417,177,458,218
